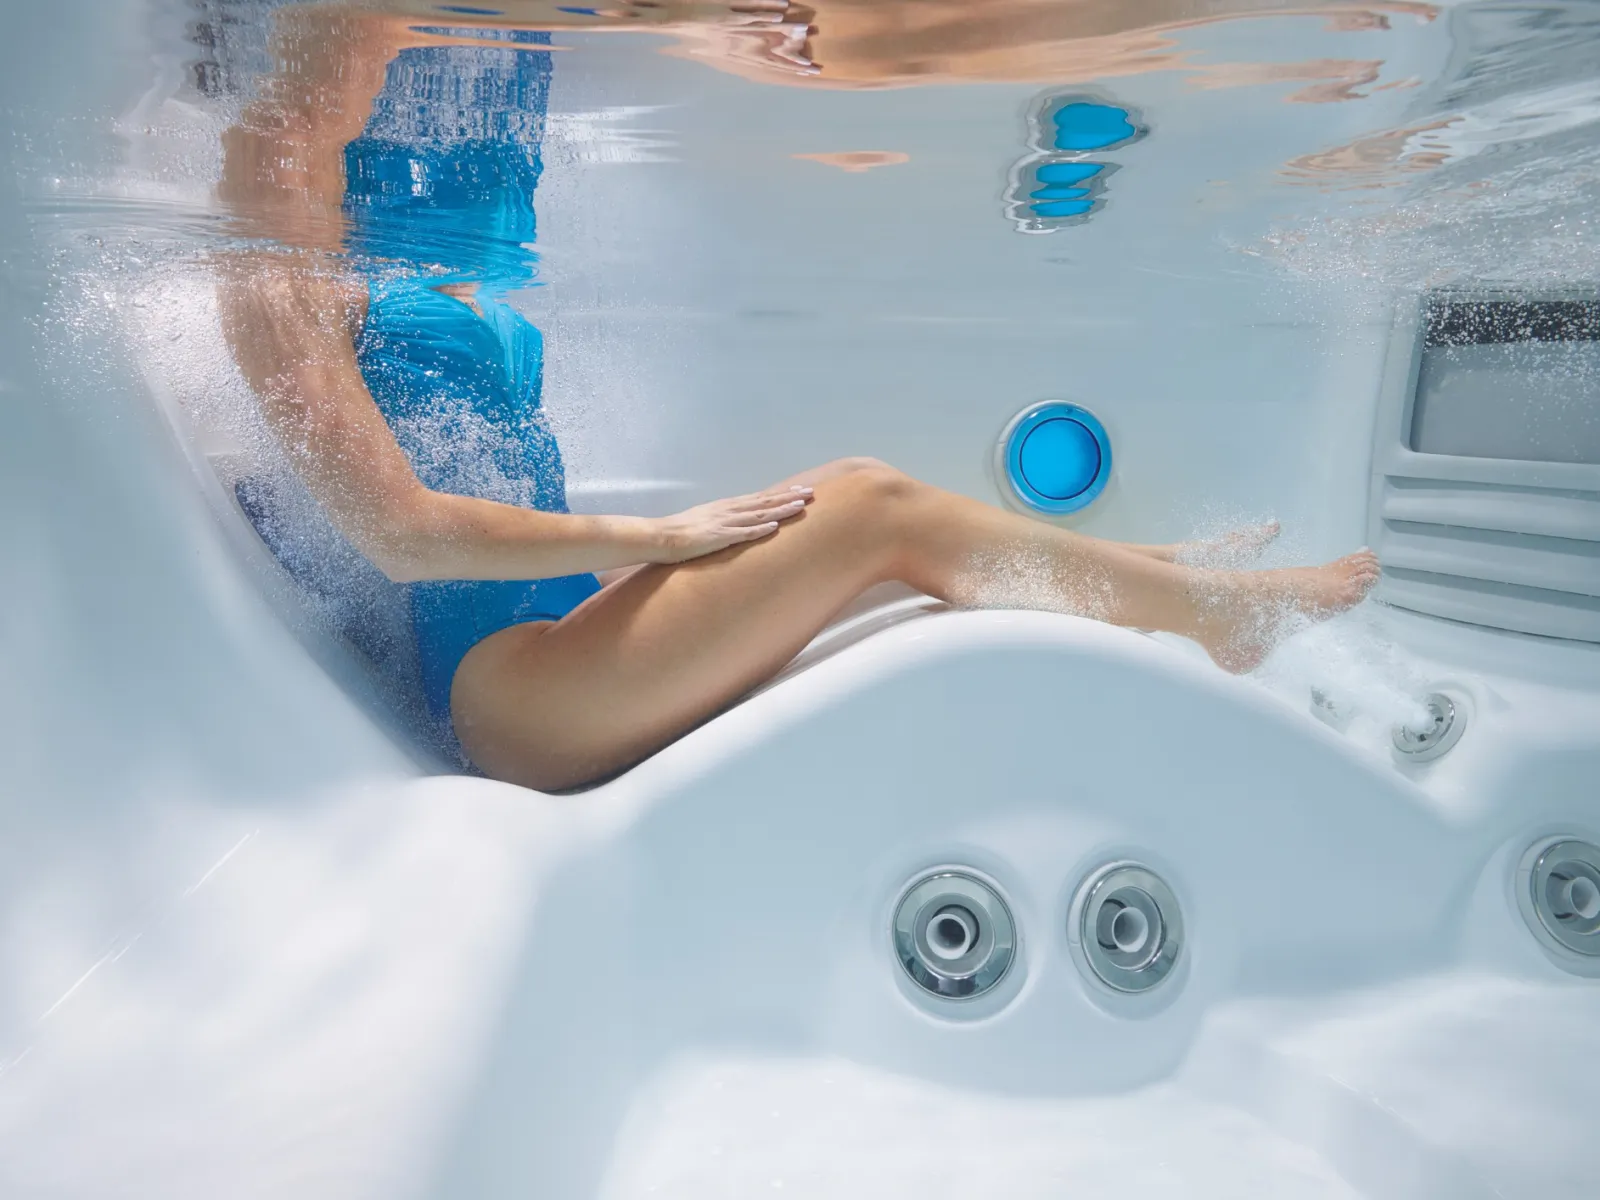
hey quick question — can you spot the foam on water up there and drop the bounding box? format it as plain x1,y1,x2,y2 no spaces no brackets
1255,609,1434,735
1248,2,1600,297
1154,509,1434,743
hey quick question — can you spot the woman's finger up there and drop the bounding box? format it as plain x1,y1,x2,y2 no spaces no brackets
722,501,799,522
718,493,772,513
746,486,813,505
726,501,804,526
728,487,810,512
733,521,781,543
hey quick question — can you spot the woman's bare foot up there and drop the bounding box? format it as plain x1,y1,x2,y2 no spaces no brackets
1193,549,1381,674
1132,521,1282,568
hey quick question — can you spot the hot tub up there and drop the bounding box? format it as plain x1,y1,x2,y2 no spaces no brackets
3,0,1599,1195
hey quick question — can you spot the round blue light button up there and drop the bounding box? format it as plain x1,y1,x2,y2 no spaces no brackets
1002,402,1112,514
1020,418,1101,499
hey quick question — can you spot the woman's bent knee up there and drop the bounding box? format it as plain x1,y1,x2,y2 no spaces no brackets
808,464,922,563
794,455,893,485
831,462,917,505
831,455,892,475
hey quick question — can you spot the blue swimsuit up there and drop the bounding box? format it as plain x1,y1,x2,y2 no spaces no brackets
343,34,599,719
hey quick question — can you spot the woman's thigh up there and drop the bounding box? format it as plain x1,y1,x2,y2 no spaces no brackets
449,466,904,790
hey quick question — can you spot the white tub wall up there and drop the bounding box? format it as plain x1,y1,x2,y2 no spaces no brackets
0,0,421,1124
535,11,1453,559
406,610,1600,1200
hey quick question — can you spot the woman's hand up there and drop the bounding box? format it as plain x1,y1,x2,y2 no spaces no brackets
647,486,813,563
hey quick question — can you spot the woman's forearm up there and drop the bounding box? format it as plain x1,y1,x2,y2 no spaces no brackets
217,262,672,585
377,490,666,583
371,481,815,583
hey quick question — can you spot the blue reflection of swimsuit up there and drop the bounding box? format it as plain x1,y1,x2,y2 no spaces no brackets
344,33,599,720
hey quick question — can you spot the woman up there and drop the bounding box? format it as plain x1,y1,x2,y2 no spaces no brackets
218,5,1377,791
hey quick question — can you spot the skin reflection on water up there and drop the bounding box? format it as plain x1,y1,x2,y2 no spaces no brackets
791,150,910,172
217,0,1445,248
1284,117,1458,187
369,0,1437,93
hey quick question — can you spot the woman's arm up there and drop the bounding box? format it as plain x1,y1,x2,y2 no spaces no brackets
217,258,809,583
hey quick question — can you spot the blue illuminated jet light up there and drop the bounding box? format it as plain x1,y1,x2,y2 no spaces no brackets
1002,403,1113,514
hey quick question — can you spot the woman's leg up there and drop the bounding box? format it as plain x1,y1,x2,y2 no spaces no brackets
452,464,1376,790
773,457,1281,565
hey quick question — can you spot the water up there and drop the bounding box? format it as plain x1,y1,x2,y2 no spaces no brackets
27,0,1584,747
3,0,1594,858
4,0,1592,864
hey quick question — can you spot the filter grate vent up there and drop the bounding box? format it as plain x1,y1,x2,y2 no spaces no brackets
1369,292,1600,643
